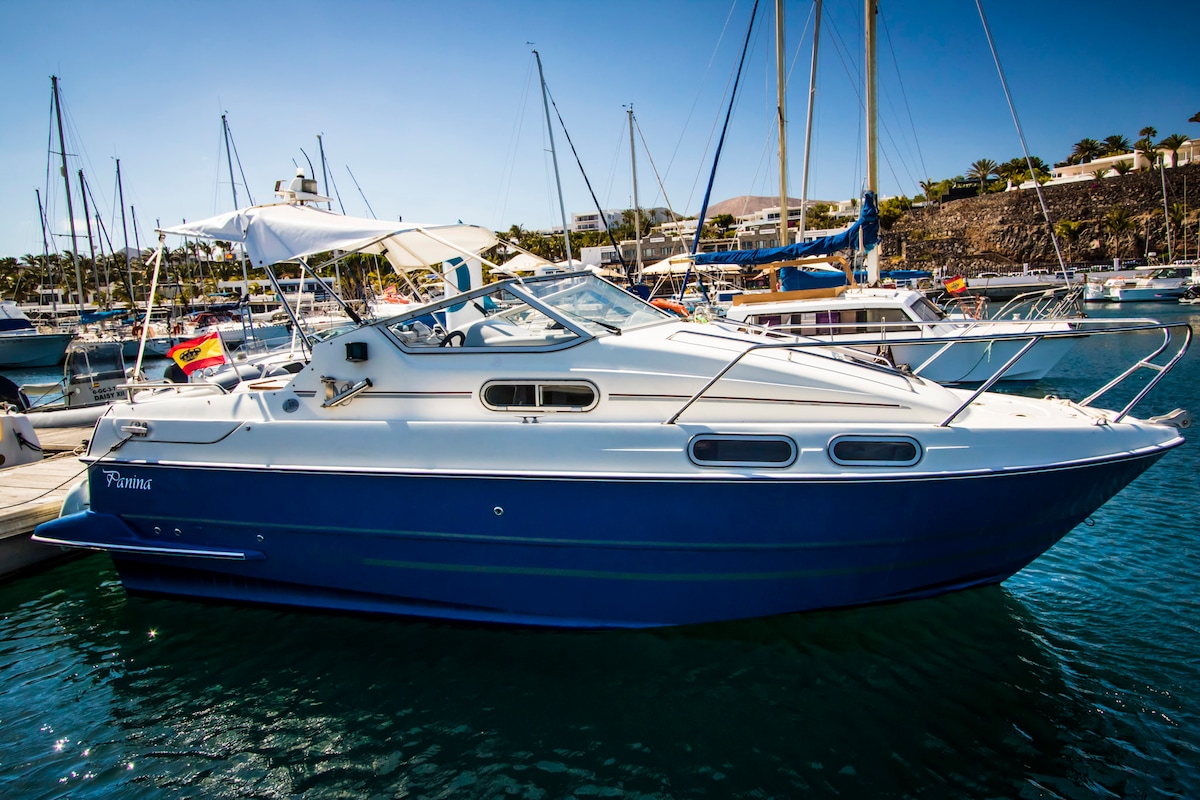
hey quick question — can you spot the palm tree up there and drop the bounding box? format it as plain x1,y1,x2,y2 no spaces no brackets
1054,220,1084,262
1091,167,1111,180
1102,135,1131,155
1069,138,1102,165
1158,133,1189,167
918,178,940,203
1136,137,1159,170
1113,160,1135,175
995,160,1022,188
1104,207,1134,257
967,158,998,190
1139,126,1158,140
1190,112,1200,125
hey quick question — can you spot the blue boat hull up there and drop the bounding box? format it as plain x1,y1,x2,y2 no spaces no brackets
37,450,1168,627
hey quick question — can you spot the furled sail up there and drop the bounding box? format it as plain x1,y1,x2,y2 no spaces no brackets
693,191,878,267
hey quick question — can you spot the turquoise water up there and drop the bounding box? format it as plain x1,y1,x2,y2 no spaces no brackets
1,304,1197,798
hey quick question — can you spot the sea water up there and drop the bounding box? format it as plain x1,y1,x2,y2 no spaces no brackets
0,305,1197,799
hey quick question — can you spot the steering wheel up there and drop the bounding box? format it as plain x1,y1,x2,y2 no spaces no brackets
440,330,466,347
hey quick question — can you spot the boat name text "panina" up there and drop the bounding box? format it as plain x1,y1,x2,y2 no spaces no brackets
102,470,152,491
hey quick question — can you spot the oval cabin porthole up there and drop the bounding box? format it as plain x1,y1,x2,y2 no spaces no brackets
828,435,922,467
481,381,598,412
689,435,797,468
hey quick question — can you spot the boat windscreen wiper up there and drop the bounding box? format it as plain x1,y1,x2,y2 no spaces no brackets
567,314,622,336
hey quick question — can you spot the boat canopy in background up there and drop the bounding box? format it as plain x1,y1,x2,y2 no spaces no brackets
161,204,498,271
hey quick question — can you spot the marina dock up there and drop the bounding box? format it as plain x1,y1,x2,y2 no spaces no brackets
0,447,89,579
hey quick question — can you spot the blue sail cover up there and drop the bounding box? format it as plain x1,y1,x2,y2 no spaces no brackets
693,191,878,267
79,309,128,325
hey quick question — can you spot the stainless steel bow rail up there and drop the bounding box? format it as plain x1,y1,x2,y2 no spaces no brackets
664,320,1192,427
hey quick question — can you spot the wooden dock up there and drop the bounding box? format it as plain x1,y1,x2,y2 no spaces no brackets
32,426,93,455
0,452,90,579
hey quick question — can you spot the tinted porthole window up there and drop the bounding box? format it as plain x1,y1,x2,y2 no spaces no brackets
540,385,595,407
483,384,537,407
691,438,794,464
482,381,597,412
831,439,918,463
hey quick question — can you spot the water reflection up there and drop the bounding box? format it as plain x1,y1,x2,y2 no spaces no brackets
1,555,1143,799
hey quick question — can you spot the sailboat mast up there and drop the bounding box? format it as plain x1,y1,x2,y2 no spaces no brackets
798,0,822,242
628,106,642,280
863,0,880,284
222,114,240,209
318,134,331,210
52,76,85,315
78,170,102,304
864,0,878,195
533,50,573,266
776,0,788,247
1160,155,1172,262
222,114,252,306
36,189,57,315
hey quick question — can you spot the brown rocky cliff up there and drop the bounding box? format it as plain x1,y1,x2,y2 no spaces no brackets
883,163,1200,275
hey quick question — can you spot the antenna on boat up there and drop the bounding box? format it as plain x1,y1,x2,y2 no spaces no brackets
274,169,333,205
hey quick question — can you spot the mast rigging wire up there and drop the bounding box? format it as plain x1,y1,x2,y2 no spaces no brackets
975,0,1066,272
541,82,631,280
679,0,761,302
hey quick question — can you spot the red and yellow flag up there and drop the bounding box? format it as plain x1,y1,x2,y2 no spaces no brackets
943,276,967,295
167,332,226,375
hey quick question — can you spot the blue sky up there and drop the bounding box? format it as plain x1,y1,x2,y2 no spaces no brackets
2,0,1197,259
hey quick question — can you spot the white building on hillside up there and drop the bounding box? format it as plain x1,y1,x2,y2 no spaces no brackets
1043,140,1198,186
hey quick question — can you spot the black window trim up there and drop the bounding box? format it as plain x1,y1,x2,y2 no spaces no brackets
480,379,600,412
827,434,923,467
687,434,798,468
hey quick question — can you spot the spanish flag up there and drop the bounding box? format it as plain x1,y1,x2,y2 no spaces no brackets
167,332,226,376
943,276,968,295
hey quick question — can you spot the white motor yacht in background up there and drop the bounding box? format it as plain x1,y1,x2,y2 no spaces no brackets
1099,266,1194,302
724,284,1080,383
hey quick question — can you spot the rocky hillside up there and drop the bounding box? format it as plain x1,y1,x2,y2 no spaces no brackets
882,163,1200,275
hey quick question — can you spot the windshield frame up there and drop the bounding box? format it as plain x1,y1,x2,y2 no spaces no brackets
378,271,674,354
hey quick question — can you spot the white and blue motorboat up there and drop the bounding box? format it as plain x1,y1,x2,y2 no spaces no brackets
0,300,74,368
32,202,1192,628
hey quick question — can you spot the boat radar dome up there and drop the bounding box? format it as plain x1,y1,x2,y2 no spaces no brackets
274,169,333,205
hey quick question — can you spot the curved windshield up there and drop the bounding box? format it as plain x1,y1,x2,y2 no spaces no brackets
910,295,947,322
520,274,670,333
383,272,672,350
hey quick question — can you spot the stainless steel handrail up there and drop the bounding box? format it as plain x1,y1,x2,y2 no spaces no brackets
119,380,229,402
664,320,1191,426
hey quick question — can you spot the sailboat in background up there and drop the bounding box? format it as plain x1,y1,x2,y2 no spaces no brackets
711,0,1088,384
